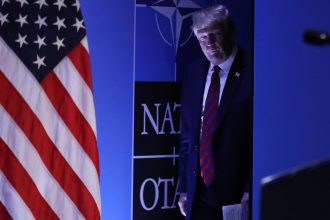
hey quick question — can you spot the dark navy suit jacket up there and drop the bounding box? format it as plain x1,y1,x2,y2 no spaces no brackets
178,48,253,219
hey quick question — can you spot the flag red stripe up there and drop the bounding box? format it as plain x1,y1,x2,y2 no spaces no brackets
0,201,13,220
41,72,100,174
0,71,100,220
0,138,59,220
67,43,93,91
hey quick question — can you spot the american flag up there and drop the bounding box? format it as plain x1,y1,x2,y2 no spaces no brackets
0,0,101,219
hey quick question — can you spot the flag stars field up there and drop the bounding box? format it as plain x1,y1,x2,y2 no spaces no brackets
53,16,66,30
15,33,28,48
34,15,47,29
34,0,48,9
0,0,87,79
33,35,47,49
72,17,85,32
15,14,29,27
33,54,46,69
0,12,8,26
53,36,65,50
16,0,29,8
53,0,67,11
1,0,10,6
72,0,80,12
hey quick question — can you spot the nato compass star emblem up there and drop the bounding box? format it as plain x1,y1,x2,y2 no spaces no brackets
136,0,201,54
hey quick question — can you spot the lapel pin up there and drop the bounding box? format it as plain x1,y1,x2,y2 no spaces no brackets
235,72,240,78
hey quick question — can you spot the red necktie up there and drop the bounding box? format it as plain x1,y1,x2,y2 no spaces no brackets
199,66,220,186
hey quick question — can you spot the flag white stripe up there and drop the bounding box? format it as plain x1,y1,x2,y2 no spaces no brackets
81,36,89,53
0,37,101,212
0,107,85,220
54,56,97,136
0,171,35,220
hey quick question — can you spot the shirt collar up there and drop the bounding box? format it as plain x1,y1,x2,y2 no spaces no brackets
210,45,237,75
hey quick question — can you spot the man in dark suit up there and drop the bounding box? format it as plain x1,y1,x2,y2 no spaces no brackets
178,4,252,220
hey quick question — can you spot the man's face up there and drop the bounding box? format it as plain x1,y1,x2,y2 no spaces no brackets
195,21,233,65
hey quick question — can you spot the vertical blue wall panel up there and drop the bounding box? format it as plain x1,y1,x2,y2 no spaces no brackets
254,0,330,219
80,1,134,219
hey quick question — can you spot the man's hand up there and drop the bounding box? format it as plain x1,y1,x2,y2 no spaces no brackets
178,193,187,216
241,192,249,220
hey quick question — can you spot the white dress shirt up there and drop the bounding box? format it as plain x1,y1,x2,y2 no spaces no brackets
202,46,238,111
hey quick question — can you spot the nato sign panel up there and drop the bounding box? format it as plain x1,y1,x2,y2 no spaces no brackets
133,82,182,219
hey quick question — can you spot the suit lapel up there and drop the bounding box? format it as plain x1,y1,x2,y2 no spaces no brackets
218,50,244,124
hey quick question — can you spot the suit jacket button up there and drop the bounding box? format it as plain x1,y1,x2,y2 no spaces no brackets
193,170,197,176
194,145,198,150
